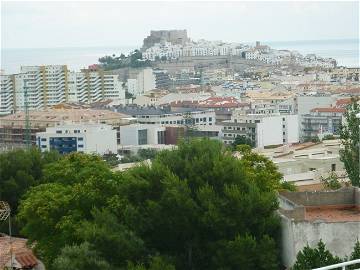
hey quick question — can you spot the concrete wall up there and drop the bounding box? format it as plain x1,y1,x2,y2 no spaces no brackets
257,117,283,147
280,216,360,268
279,188,356,207
285,115,299,143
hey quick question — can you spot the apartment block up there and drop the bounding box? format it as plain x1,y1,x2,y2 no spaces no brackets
301,107,345,140
0,65,125,114
222,114,299,147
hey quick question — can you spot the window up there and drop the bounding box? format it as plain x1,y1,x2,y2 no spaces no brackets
331,164,336,171
255,120,260,123
78,137,83,141
41,138,47,141
283,132,285,135
78,144,83,148
138,129,148,145
282,118,285,121
56,130,62,134
283,125,285,128
209,117,212,122
41,145,47,148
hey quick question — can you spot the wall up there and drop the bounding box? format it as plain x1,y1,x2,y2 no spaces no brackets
280,217,360,268
257,116,283,147
285,115,299,143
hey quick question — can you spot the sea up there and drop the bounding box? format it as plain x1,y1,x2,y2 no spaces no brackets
1,39,359,74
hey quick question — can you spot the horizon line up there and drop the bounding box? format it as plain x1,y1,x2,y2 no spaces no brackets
2,37,358,51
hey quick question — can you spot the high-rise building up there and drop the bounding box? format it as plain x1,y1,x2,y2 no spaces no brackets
0,65,125,115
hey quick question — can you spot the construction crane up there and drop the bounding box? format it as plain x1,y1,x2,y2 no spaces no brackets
23,80,31,149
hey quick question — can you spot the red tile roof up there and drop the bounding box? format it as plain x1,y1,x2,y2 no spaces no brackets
335,98,352,107
0,235,38,269
311,107,346,113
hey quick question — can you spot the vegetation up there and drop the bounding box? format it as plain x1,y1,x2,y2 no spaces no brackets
14,139,292,269
293,239,360,270
320,172,342,190
0,148,60,234
232,135,254,149
322,134,336,140
303,136,320,143
339,97,360,187
98,50,152,70
292,240,342,270
120,149,158,164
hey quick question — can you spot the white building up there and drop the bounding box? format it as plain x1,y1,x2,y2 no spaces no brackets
36,123,117,155
0,65,126,114
119,124,166,146
222,114,299,147
127,68,156,97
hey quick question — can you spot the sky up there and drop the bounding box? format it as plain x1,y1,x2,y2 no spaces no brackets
1,1,359,49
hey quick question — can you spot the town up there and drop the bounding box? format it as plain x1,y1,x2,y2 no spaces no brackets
1,18,359,270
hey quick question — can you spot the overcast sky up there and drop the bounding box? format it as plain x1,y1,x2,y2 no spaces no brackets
1,1,359,49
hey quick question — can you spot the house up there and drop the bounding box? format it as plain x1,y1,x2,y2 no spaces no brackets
0,235,40,270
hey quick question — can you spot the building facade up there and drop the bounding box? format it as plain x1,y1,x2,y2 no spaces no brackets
222,114,299,147
301,108,344,140
36,124,117,155
0,65,125,115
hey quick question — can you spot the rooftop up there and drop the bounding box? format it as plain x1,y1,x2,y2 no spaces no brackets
0,235,38,269
0,108,129,126
279,187,360,223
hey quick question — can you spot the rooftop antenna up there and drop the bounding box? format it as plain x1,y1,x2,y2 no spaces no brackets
0,201,13,268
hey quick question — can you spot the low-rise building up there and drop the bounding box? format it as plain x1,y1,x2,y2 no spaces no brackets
278,187,360,268
0,108,130,149
119,124,166,146
36,123,117,155
114,106,216,127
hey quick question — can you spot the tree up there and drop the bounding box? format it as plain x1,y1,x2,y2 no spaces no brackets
18,153,121,264
232,135,254,149
0,148,60,235
52,242,112,270
322,134,336,140
340,97,360,187
292,240,342,270
348,239,360,270
111,139,282,269
18,140,284,269
320,172,342,190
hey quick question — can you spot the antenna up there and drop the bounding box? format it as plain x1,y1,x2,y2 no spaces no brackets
0,201,13,268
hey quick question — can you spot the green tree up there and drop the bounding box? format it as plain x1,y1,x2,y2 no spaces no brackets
292,240,342,270
110,139,282,269
0,148,60,235
320,172,342,190
322,134,336,140
52,242,112,270
340,97,360,187
348,239,360,269
232,135,254,149
18,140,284,269
18,153,121,264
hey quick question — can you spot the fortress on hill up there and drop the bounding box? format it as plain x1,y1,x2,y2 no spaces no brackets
141,29,190,51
